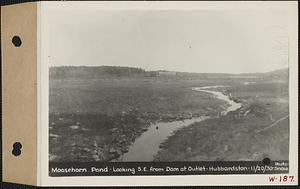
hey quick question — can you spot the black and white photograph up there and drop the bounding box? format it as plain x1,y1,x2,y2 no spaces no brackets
0,1,297,187
48,5,290,165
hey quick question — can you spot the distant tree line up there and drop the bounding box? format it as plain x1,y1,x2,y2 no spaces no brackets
49,66,288,80
50,66,149,79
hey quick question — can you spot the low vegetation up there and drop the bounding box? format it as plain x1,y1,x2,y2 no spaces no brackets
49,66,289,162
155,81,289,161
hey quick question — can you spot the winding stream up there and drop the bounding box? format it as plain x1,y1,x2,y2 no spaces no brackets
192,86,242,115
117,85,242,162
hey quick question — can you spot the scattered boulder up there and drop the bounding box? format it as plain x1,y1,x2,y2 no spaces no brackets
109,147,117,153
49,154,58,161
81,127,89,131
92,154,101,161
50,133,60,138
224,145,229,152
111,128,118,132
186,147,192,154
69,125,80,130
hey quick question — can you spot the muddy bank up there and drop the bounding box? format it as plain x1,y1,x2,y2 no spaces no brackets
116,86,242,161
49,109,218,162
49,110,150,162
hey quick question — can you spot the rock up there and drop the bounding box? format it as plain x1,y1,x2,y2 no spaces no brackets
116,149,122,155
81,127,89,131
120,147,127,153
92,154,101,161
120,134,126,138
93,141,98,147
69,125,80,129
96,150,105,159
111,128,118,132
186,147,192,154
50,133,60,138
109,147,117,153
49,154,58,161
224,145,229,152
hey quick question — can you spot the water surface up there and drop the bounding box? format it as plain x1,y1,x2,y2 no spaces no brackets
119,117,208,161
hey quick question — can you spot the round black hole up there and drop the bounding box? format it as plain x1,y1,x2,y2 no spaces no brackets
12,142,22,156
263,157,271,165
12,35,22,47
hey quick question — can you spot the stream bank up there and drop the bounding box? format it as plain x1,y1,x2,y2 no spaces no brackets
117,86,241,161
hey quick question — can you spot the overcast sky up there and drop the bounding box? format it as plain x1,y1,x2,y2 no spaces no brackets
48,9,289,73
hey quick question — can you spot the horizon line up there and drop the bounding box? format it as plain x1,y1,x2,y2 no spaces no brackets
49,65,288,75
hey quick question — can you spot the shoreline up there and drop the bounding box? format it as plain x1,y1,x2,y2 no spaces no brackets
49,87,231,162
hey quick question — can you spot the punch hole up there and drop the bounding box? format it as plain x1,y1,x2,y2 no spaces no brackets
12,142,22,156
262,157,271,165
12,35,22,47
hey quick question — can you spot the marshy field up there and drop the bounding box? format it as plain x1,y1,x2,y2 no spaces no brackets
49,66,289,162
